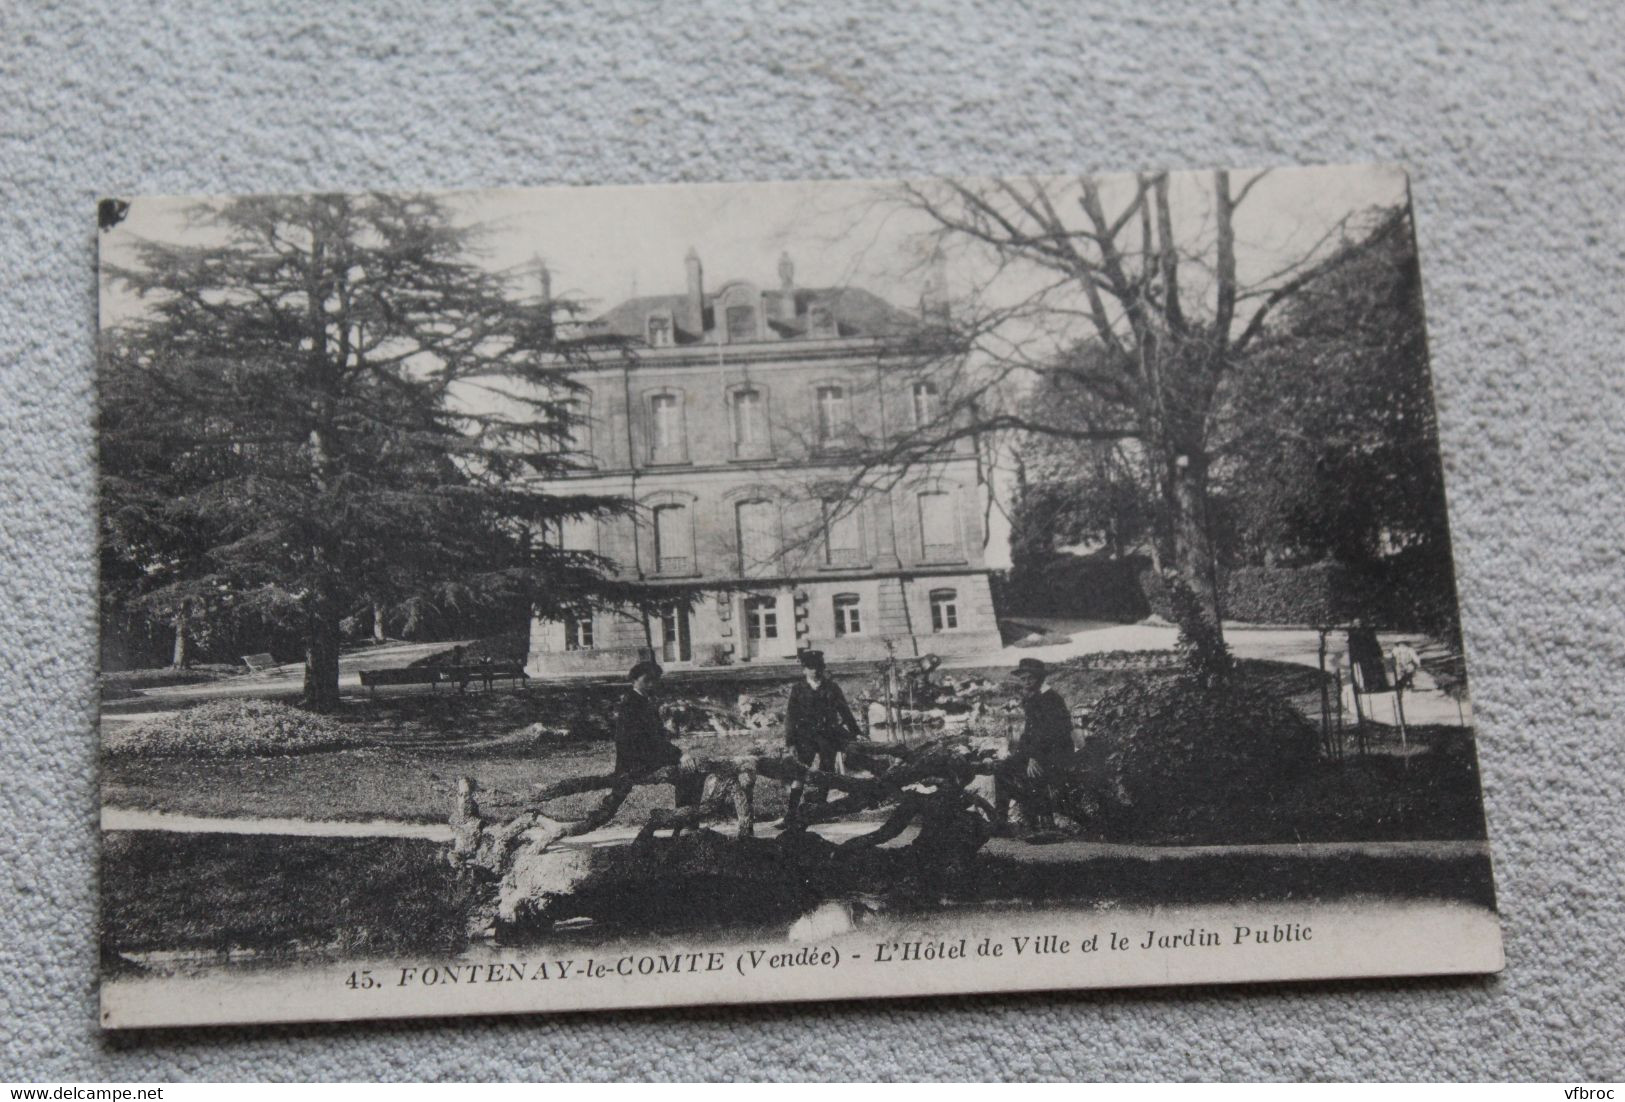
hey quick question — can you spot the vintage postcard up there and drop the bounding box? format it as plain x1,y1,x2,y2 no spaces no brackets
96,166,1500,1029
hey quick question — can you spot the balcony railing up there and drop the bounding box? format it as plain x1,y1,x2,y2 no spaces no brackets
656,555,693,576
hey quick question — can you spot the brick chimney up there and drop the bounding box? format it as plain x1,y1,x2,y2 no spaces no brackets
920,242,950,322
777,251,796,321
685,247,705,336
537,259,554,341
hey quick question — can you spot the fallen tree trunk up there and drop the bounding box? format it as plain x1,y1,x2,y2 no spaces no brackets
447,736,1005,938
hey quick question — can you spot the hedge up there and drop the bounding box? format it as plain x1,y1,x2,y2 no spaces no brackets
998,553,1151,622
1139,559,1457,632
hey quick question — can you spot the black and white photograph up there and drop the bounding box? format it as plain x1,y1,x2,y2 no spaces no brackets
95,165,1501,1028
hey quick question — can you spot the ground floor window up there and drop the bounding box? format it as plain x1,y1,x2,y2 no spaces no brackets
744,596,778,641
929,588,959,632
833,593,862,636
563,613,594,651
659,604,692,662
744,595,777,659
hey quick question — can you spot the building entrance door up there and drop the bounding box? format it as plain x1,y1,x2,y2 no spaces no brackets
657,605,691,663
743,596,778,660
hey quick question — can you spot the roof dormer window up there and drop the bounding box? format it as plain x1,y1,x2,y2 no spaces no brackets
647,313,674,348
807,302,836,337
725,304,757,343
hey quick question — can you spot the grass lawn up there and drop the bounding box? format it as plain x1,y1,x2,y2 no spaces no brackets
102,729,774,827
101,831,472,960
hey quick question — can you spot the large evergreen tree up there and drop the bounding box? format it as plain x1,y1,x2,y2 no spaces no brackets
100,193,635,709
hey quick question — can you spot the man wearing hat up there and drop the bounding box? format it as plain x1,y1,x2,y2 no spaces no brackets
780,649,863,828
613,660,703,809
995,657,1075,836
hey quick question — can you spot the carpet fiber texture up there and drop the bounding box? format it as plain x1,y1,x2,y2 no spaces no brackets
2,0,1621,1081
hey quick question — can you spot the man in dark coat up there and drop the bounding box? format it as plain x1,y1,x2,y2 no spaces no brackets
994,657,1075,836
780,649,862,828
1346,618,1390,692
613,660,703,808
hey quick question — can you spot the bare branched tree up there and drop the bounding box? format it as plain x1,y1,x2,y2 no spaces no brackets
826,171,1405,636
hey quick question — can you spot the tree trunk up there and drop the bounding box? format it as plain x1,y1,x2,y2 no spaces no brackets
303,598,343,712
169,614,189,669
372,600,387,644
1168,448,1224,639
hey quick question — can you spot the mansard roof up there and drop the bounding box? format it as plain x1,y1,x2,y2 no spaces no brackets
585,285,920,346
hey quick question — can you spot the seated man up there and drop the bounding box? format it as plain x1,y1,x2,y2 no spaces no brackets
613,660,702,809
994,657,1075,838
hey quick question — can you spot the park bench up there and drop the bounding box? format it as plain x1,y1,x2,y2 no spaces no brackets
447,663,530,692
359,663,529,698
358,667,443,695
240,653,280,675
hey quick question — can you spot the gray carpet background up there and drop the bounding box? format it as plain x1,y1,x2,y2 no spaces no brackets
2,0,1622,1081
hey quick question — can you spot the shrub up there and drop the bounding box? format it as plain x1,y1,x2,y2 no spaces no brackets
1081,673,1320,836
1167,576,1232,685
105,698,354,757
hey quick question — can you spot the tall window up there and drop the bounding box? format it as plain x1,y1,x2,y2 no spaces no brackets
833,594,862,637
653,503,692,575
823,502,864,566
737,500,778,577
650,392,685,463
564,613,594,651
816,384,850,445
731,387,768,456
562,395,591,459
918,490,959,561
547,395,592,460
647,314,673,347
930,589,959,632
911,381,938,427
726,304,757,342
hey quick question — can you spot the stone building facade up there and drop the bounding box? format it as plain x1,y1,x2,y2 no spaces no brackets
525,249,1001,677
